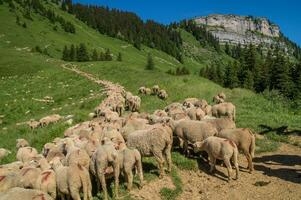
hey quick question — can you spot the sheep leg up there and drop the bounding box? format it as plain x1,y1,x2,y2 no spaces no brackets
232,152,239,180
224,158,233,181
125,168,133,191
153,150,165,178
164,143,172,173
113,163,120,199
135,157,144,189
244,150,253,173
100,174,108,200
209,155,216,173
70,187,81,200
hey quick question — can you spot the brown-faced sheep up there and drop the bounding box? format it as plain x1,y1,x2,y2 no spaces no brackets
218,92,226,100
193,136,239,181
211,102,236,121
183,98,199,108
212,95,225,104
217,128,255,172
158,89,168,100
16,139,29,149
151,85,160,95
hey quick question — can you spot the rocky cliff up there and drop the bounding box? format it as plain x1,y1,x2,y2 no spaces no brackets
194,14,280,45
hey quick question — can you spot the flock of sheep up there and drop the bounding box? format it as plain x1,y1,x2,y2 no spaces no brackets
0,80,256,200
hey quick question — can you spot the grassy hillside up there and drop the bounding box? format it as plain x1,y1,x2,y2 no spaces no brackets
0,2,301,199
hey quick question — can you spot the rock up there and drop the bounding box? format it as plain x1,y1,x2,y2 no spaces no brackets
194,14,282,46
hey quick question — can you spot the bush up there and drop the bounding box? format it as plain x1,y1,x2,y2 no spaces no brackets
145,53,154,70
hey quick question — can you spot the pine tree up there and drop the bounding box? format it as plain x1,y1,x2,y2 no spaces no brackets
76,43,89,62
224,61,239,89
145,53,155,70
92,49,98,61
69,44,76,61
104,49,112,61
117,52,122,61
62,45,70,61
243,70,254,90
225,42,231,56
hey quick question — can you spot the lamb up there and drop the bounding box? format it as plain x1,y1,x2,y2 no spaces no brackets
16,146,38,163
39,114,62,127
211,102,236,121
193,136,239,181
138,86,146,94
151,85,160,95
202,104,212,116
158,89,168,100
203,118,236,133
185,107,205,121
127,124,173,178
90,139,120,200
50,157,92,200
0,187,53,200
128,95,141,112
194,99,208,109
0,148,11,161
167,119,218,156
217,128,255,172
118,147,144,191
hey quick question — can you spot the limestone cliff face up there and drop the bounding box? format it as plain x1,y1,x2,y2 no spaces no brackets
194,14,280,45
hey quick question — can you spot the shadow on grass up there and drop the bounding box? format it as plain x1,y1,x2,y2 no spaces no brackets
258,124,301,135
254,154,301,184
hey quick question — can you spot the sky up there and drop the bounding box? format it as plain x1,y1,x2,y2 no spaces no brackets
75,0,301,46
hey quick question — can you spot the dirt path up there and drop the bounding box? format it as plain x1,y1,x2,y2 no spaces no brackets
178,143,301,200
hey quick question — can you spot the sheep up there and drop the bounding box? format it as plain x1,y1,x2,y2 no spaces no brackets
153,109,168,117
118,147,144,191
102,129,126,150
0,161,23,175
90,139,120,200
16,138,29,149
0,172,21,192
183,98,199,108
50,157,92,200
64,139,90,170
26,119,40,129
202,104,212,116
19,166,42,189
16,146,38,163
218,92,226,100
39,114,62,127
193,136,239,181
168,108,189,120
203,118,236,133
0,148,11,161
158,89,168,100
164,102,183,112
211,102,236,121
212,95,224,104
0,187,53,200
127,95,141,112
35,169,56,199
145,88,151,95
151,85,160,95
138,86,146,94
121,117,151,141
217,128,255,172
167,119,218,156
64,121,91,137
127,124,173,178
185,107,205,121
194,99,208,109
